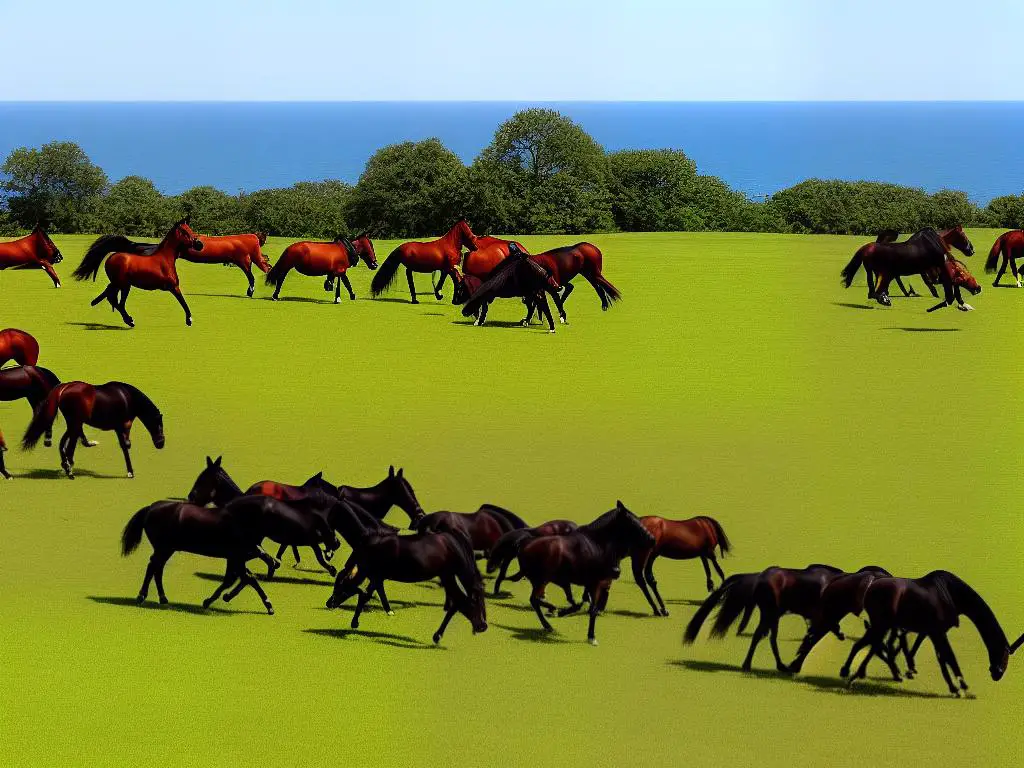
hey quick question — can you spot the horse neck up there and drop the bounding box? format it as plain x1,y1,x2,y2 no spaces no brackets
440,223,466,253
580,518,630,559
945,575,1008,654
31,231,50,260
341,482,389,518
217,470,244,501
127,387,160,432
333,502,372,546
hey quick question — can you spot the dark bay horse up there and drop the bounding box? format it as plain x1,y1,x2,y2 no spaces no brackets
0,365,96,448
684,564,845,672
0,328,39,368
0,428,9,479
186,233,271,297
74,218,203,327
325,500,488,644
486,519,579,596
0,226,63,287
22,381,164,478
631,515,731,617
986,229,1024,287
414,504,529,558
529,242,621,320
462,235,525,278
336,466,426,528
370,220,477,303
516,502,654,645
267,235,377,303
844,571,1016,696
456,245,562,331
872,227,976,299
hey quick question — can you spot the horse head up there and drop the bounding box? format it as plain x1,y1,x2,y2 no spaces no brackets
171,218,203,252
188,456,232,506
946,258,982,296
944,225,975,258
387,465,425,527
34,225,63,264
351,232,378,270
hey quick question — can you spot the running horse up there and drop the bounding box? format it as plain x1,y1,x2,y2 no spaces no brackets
986,229,1024,287
462,235,526,279
486,519,579,596
184,232,271,297
873,227,977,299
370,220,477,303
22,381,165,479
0,225,63,287
73,218,203,327
0,365,96,448
0,328,40,368
266,234,377,303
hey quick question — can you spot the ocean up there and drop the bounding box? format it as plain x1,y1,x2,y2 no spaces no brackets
0,102,1022,204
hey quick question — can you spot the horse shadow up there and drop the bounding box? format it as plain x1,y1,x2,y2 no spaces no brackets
65,322,129,331
303,627,445,651
372,296,436,304
665,598,707,607
262,295,333,305
887,327,961,333
193,570,332,588
86,595,265,616
452,320,530,329
669,659,950,700
18,467,122,480
491,622,572,644
191,292,251,301
831,302,874,311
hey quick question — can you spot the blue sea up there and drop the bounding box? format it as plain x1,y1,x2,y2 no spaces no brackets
1,102,1022,204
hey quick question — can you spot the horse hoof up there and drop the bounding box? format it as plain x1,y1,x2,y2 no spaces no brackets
326,567,337,577
159,596,168,605
588,637,598,646
433,633,442,644
839,667,850,678
223,593,233,603
201,599,213,610
186,319,193,326
559,317,567,324
127,472,134,479
136,594,145,604
660,609,670,617
126,321,135,328
265,604,274,616
387,610,395,616
334,298,341,304
548,330,555,334
411,299,419,305
350,620,360,630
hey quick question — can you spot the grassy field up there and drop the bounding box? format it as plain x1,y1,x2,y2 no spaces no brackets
1,230,1022,767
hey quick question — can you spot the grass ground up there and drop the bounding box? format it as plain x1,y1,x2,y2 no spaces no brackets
1,230,1021,767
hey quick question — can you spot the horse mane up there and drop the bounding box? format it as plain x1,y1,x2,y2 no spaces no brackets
116,382,160,424
479,503,529,530
804,563,844,574
214,465,244,497
581,507,621,535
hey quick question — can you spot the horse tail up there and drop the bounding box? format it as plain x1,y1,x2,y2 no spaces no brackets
986,233,1005,273
699,516,731,557
840,245,870,288
74,235,131,281
485,529,533,573
121,505,151,556
21,384,66,450
480,503,529,530
595,275,622,305
370,248,404,297
684,575,740,643
264,248,291,286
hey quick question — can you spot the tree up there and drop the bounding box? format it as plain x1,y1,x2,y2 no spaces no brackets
167,186,246,234
608,149,698,231
99,176,171,236
244,181,351,238
928,189,983,229
986,195,1024,229
471,109,613,234
1,141,108,232
347,139,468,238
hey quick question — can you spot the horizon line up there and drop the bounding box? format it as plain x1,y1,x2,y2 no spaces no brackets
3,99,1024,105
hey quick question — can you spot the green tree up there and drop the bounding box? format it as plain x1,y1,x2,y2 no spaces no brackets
99,176,170,236
928,189,984,229
608,149,698,231
347,139,468,238
244,181,351,238
0,141,108,232
167,186,246,234
986,195,1024,229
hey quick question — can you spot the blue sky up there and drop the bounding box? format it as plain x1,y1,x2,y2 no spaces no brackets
3,0,1021,100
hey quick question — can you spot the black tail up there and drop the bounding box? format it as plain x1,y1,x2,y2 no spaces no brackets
74,235,134,281
699,516,731,557
840,245,869,288
485,529,535,573
22,385,64,450
594,275,622,305
684,575,740,643
121,505,151,556
479,503,529,530
986,234,1005,273
265,249,290,287
370,249,404,297
712,574,758,637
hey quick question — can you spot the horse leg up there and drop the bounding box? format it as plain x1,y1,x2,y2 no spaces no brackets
42,261,61,288
905,632,925,674
28,395,54,448
643,557,669,616
333,272,342,304
240,565,274,614
865,266,875,299
203,561,240,609
274,543,288,566
291,546,302,565
1011,257,1022,288
930,633,960,696
241,262,256,298
58,430,73,478
741,616,767,672
137,555,158,603
312,544,337,577
839,629,873,677
350,586,374,629
256,546,279,578
117,286,134,328
709,553,726,583
493,559,511,596
935,633,969,693
922,273,939,298
0,444,8,479
435,270,447,300
271,264,289,300
537,294,556,333
788,629,824,674
406,268,418,304
874,273,893,306
117,428,134,479
477,302,489,326
767,617,789,673
894,276,914,297
529,583,555,632
340,273,355,300
557,584,584,617
64,427,84,478
632,552,659,617
700,556,715,593
150,551,171,604
586,583,607,646
169,286,193,326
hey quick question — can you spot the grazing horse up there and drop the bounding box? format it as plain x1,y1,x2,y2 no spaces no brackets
630,515,731,617
414,504,529,558
74,218,203,327
845,571,1015,696
267,235,377,303
684,564,845,672
0,225,63,287
841,227,974,311
0,329,40,368
924,257,982,312
185,457,341,576
457,245,563,332
0,428,9,479
528,242,621,320
0,365,96,449
516,502,654,645
22,381,164,479
325,500,488,644
370,220,477,303
986,229,1024,287
486,519,578,596
184,233,271,297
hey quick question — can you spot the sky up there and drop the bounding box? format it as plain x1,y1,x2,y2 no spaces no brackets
2,0,1022,101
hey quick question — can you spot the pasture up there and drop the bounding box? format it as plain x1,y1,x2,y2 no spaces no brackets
1,230,1021,767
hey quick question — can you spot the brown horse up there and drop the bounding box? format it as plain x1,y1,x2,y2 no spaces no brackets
74,218,203,327
0,428,9,479
986,229,1024,287
0,328,39,368
631,515,731,617
370,220,477,303
184,233,271,297
462,235,525,278
923,257,982,312
22,381,164,479
486,519,579,596
267,234,377,303
414,505,529,557
0,365,96,448
875,227,976,299
528,242,621,322
0,225,63,287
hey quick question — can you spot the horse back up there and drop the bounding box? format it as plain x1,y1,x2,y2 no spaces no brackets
0,234,38,266
245,480,308,503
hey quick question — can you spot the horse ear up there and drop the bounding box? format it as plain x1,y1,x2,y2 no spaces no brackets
616,500,625,509
214,456,222,467
388,465,395,478
397,467,404,479
206,456,213,467
314,471,323,481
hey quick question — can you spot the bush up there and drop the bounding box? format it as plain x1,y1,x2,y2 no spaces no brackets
244,181,351,239
167,186,247,235
99,176,172,236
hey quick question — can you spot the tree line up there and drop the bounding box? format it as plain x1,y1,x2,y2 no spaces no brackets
1,108,1021,239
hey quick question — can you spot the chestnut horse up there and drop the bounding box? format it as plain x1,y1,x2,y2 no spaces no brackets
630,515,731,617
267,234,377,303
0,328,39,368
22,381,165,479
528,242,621,322
462,235,526,278
370,220,477,303
986,229,1024,287
74,218,203,327
0,225,63,287
184,233,271,297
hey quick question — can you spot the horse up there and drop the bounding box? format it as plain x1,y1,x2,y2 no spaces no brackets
336,465,426,528
0,365,96,449
986,229,1024,287
0,225,63,287
22,381,164,479
324,499,488,644
266,234,377,303
414,504,529,558
486,519,579,596
184,233,271,297
370,220,477,303
840,227,974,310
323,233,378,293
73,218,203,327
527,242,621,321
462,235,526,278
630,515,731,617
516,501,654,645
457,245,563,332
683,564,845,672
0,329,40,368
845,571,1016,696
0,428,9,479
871,228,976,299
923,257,982,312
185,457,342,576
121,494,338,614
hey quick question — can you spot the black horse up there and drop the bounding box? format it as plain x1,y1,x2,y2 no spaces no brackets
457,244,563,332
486,519,579,596
0,365,95,448
413,505,529,558
0,428,10,479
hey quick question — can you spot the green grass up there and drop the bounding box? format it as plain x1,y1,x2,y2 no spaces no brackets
1,230,1022,767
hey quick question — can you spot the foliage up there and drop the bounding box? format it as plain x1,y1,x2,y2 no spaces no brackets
244,181,351,239
984,195,1024,229
167,186,247,235
99,176,172,237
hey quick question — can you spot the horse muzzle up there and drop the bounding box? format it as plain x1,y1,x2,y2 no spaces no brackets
51,252,64,264
968,285,982,296
154,437,166,450
191,240,204,252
